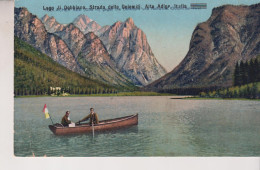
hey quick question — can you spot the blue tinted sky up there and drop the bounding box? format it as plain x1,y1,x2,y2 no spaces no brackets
15,0,259,71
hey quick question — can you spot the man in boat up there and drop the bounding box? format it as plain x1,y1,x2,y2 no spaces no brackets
61,111,72,126
78,108,99,125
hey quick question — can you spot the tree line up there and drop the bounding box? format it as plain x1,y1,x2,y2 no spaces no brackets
15,86,118,96
234,57,260,86
200,83,259,99
158,87,219,95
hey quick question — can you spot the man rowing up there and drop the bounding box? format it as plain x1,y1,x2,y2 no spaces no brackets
78,108,99,125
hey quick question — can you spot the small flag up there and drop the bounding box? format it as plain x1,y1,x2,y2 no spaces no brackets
42,104,50,119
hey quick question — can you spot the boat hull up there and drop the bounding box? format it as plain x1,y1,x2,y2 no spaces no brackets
49,114,138,135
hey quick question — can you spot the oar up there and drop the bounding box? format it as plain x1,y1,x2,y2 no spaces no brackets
92,120,94,138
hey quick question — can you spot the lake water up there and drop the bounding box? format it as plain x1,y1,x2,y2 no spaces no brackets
14,96,260,156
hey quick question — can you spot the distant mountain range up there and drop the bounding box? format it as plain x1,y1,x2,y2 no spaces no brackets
15,3,258,92
14,7,166,88
145,3,260,90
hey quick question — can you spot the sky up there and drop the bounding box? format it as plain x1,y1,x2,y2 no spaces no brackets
15,0,259,72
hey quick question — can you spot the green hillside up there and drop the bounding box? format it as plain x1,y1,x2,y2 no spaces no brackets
14,37,128,96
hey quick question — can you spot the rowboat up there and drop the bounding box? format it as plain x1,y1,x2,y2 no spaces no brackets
49,113,138,135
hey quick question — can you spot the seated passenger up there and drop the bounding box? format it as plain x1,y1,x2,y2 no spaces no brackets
61,111,72,126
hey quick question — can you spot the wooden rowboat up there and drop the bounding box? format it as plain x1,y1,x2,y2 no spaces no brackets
49,113,138,135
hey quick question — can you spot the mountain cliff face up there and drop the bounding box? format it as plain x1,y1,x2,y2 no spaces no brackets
54,23,86,57
100,18,167,85
43,14,167,86
80,32,115,67
146,3,260,90
15,7,134,88
14,7,83,74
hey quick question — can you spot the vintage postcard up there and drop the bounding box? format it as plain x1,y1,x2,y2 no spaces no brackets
12,0,260,158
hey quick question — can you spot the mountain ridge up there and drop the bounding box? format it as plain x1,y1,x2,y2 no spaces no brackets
41,11,167,86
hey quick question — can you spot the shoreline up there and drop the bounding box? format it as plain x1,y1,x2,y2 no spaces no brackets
14,94,260,101
14,92,175,98
181,97,260,101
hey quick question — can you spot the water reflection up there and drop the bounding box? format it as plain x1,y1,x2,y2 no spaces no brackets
177,100,260,156
14,97,260,156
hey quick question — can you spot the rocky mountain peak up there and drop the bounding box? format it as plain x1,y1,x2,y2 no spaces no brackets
73,14,101,34
209,5,249,25
113,21,122,27
125,17,135,27
15,7,47,45
100,18,167,85
42,14,50,22
15,7,30,16
74,14,93,24
41,14,64,33
15,7,34,25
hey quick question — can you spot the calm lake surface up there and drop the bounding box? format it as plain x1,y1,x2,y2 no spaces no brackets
14,96,260,156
